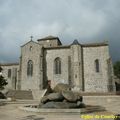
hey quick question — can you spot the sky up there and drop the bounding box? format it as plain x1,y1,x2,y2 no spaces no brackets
0,0,120,63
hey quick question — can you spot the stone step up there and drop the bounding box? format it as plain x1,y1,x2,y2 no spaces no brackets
6,90,33,100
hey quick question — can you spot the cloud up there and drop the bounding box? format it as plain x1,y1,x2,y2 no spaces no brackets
0,0,120,62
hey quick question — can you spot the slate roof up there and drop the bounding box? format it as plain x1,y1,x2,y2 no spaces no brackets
0,63,19,66
71,39,80,45
37,35,62,45
82,42,108,47
21,40,41,47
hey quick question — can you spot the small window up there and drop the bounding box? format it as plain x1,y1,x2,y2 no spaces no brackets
29,46,32,51
27,60,33,76
54,57,61,74
8,69,11,78
95,59,100,72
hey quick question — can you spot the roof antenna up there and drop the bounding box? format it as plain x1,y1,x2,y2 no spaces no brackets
30,36,33,41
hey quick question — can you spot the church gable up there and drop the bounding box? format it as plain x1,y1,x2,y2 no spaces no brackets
21,40,42,56
21,40,40,48
20,40,43,90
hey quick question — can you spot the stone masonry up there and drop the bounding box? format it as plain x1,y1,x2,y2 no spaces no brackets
0,36,116,93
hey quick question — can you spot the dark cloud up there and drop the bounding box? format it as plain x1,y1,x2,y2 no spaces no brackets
0,0,120,63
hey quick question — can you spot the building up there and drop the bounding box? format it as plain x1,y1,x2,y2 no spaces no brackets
0,36,116,93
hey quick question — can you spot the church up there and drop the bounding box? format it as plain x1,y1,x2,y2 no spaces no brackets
0,36,116,93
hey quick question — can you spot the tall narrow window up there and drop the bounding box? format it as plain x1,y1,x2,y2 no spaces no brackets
27,60,33,76
95,59,100,72
29,46,32,51
54,57,61,74
8,69,11,78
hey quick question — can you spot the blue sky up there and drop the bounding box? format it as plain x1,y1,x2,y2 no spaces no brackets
0,0,120,63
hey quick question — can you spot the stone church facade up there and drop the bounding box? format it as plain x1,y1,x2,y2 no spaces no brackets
0,36,116,92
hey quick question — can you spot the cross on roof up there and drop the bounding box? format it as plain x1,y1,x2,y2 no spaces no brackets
30,36,33,41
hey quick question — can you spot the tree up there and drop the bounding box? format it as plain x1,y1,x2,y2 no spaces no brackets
114,61,120,79
0,66,8,90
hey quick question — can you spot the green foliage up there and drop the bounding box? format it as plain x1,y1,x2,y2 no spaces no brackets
114,61,120,79
0,66,8,90
0,66,2,72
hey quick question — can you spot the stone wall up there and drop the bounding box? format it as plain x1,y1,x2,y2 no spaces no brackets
20,41,43,91
44,48,71,88
83,45,111,92
38,39,60,47
1,64,19,90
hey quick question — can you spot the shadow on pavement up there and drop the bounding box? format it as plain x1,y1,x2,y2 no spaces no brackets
21,115,44,120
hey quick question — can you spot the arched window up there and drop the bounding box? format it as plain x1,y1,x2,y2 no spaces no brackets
27,60,33,76
54,57,61,74
95,59,100,72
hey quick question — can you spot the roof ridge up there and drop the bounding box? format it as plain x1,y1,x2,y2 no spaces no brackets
21,40,41,47
38,35,58,40
0,62,19,66
82,41,108,47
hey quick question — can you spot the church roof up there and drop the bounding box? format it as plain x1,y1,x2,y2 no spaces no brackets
71,39,80,45
0,62,19,66
82,42,108,47
37,35,62,45
44,41,108,49
38,35,58,40
44,45,70,49
21,40,41,47
71,40,108,47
